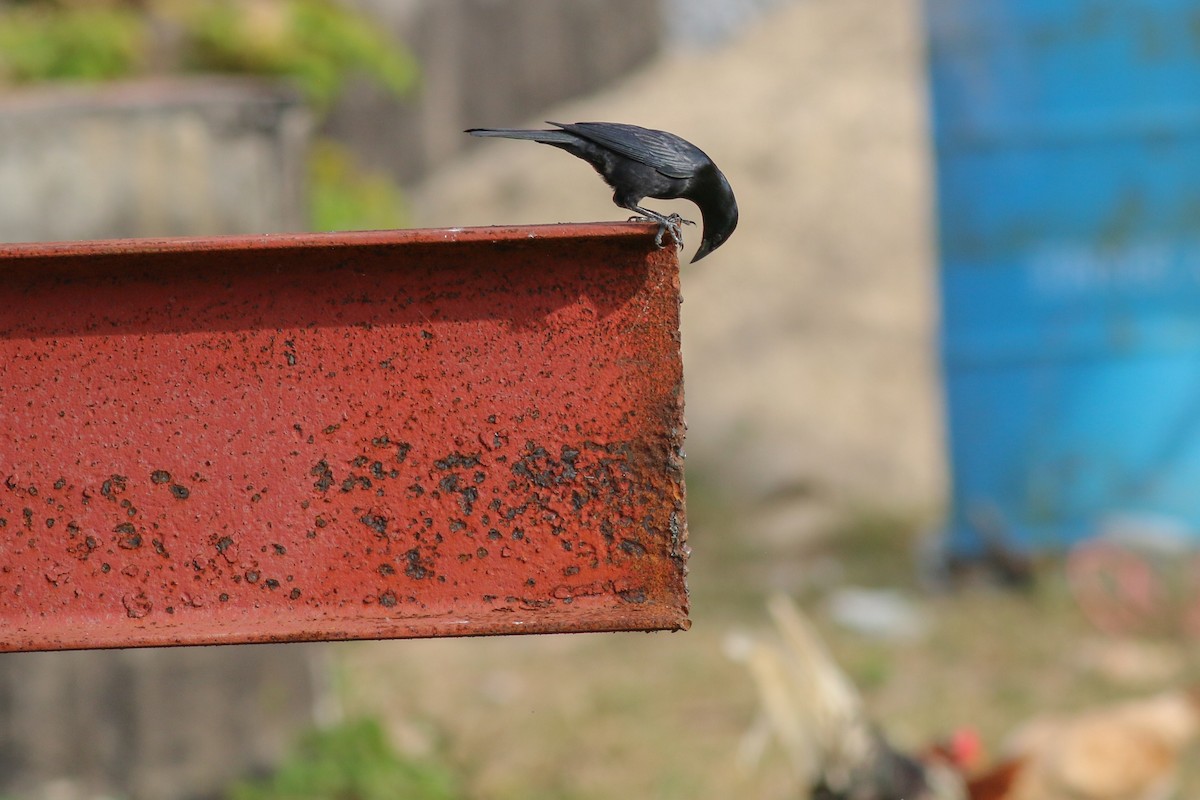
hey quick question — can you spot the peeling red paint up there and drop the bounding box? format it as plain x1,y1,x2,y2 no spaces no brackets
0,223,689,652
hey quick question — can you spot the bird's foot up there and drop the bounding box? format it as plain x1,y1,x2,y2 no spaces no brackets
627,213,694,250
657,214,694,249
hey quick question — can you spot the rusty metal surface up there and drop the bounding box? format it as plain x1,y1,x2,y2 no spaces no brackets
0,223,689,652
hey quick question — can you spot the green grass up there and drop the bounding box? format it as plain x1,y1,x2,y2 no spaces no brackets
227,717,462,800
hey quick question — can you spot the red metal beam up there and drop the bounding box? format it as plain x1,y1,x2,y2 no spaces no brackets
0,224,689,652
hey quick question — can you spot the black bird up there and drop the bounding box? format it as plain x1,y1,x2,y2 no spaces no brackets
465,121,738,262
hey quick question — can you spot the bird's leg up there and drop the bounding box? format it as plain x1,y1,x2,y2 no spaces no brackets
625,206,693,250
631,212,695,228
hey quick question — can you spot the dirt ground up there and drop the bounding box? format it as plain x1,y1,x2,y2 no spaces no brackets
335,1,1200,797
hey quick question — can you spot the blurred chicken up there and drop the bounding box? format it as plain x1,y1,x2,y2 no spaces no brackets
727,595,968,800
963,687,1200,800
731,598,1200,800
959,758,1026,800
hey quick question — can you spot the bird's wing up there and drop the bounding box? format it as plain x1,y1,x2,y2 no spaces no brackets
1005,691,1200,800
549,122,703,179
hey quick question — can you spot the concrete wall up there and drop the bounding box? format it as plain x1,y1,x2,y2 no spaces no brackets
0,645,326,800
328,0,664,184
0,78,311,243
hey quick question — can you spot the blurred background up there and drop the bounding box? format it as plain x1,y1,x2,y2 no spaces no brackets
2,0,1200,798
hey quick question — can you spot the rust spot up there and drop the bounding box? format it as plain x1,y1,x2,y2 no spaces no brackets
114,523,142,550
434,452,480,470
404,548,429,580
310,460,334,492
618,589,647,604
360,514,388,536
619,539,647,558
100,474,127,500
122,593,152,619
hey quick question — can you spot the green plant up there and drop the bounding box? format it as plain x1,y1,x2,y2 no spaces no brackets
308,139,408,233
172,0,416,108
227,717,462,800
0,5,146,82
0,1,417,109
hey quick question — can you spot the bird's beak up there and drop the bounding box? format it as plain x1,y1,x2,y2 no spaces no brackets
691,188,737,263
691,239,717,263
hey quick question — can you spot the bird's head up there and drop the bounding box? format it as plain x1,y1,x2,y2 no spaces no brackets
923,727,985,773
691,167,738,263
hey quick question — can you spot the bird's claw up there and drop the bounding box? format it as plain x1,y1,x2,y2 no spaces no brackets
653,222,680,250
629,214,693,251
659,215,693,250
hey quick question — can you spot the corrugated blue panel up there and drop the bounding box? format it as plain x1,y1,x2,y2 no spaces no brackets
928,0,1200,140
928,0,1200,553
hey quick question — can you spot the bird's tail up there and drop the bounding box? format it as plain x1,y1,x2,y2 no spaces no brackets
725,595,876,788
765,595,875,771
465,127,576,145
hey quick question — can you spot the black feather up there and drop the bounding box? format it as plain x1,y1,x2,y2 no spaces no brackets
466,121,737,263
